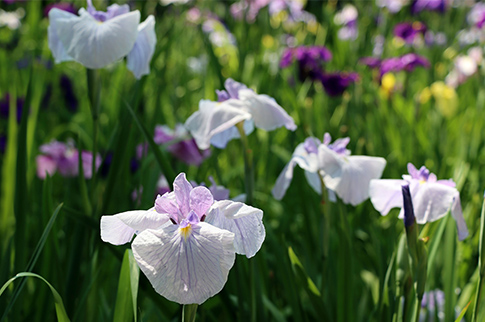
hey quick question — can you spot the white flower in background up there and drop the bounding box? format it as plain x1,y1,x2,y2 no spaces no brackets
0,8,25,30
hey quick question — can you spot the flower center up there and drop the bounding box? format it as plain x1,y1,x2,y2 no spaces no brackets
179,224,192,241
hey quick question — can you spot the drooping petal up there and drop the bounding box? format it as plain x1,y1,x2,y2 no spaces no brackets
210,120,254,149
132,222,235,305
304,170,322,194
47,8,76,63
369,179,407,215
238,89,297,131
56,9,140,69
272,143,319,200
100,209,169,245
127,15,156,79
185,99,252,150
319,145,387,206
205,200,265,258
450,193,469,240
174,173,193,216
189,186,214,219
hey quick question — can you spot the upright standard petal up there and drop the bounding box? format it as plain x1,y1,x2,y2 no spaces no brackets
127,15,156,79
369,179,407,215
100,209,169,245
174,173,193,216
185,99,252,150
224,78,249,99
205,200,265,258
238,89,297,131
319,145,386,206
48,8,76,63
189,186,214,219
132,222,235,305
56,9,140,69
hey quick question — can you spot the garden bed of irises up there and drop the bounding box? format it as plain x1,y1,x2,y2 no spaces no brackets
2,0,485,321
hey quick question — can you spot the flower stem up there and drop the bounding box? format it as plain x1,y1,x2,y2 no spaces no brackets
182,304,198,322
472,195,485,322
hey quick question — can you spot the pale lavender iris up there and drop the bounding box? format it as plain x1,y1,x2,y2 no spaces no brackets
48,0,156,78
369,163,468,240
334,4,358,41
272,133,386,206
185,78,296,150
361,54,430,79
101,173,265,304
36,140,101,179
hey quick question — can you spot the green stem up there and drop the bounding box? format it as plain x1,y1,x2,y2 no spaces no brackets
182,304,198,322
86,69,101,214
472,196,485,321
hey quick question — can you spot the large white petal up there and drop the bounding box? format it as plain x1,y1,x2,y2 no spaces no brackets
48,8,76,63
238,89,297,131
412,182,458,224
319,145,387,206
185,99,252,150
450,193,469,240
100,208,169,245
127,15,156,79
205,200,265,258
132,222,235,305
210,119,254,149
304,170,322,194
56,9,140,69
369,179,406,215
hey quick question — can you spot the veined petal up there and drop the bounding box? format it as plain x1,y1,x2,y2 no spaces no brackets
47,8,75,63
185,99,252,150
451,193,469,240
210,120,254,149
272,143,319,200
189,186,214,219
369,179,406,215
127,15,156,79
319,145,387,206
238,89,297,131
132,222,235,305
412,182,458,224
206,200,265,258
100,208,168,245
174,173,193,216
56,9,140,69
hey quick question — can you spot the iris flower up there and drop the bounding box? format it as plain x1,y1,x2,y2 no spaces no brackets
185,78,296,149
369,163,468,240
48,0,156,79
101,173,265,304
272,133,386,206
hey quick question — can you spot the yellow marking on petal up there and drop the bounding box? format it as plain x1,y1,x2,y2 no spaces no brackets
419,180,426,185
179,224,192,241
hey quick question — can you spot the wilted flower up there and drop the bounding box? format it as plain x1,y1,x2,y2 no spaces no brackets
334,4,358,41
318,72,359,97
272,133,386,206
186,78,296,149
393,22,426,44
36,140,101,179
101,173,265,304
48,0,156,79
369,163,468,240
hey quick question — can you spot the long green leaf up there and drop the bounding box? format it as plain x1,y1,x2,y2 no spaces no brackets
113,249,140,322
125,101,176,187
0,272,70,322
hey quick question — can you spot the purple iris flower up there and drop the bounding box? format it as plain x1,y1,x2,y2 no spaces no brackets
101,173,265,304
280,46,332,81
468,3,485,28
369,163,468,240
411,0,446,14
44,2,77,17
318,72,359,97
401,184,416,227
393,22,427,44
273,133,386,206
360,57,382,69
48,0,156,78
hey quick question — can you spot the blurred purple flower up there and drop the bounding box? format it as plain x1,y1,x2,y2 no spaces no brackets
280,46,332,81
393,22,426,44
36,140,101,179
411,0,446,14
360,57,382,69
44,2,77,17
0,94,23,123
318,72,359,97
468,2,485,28
230,0,270,23
377,53,430,75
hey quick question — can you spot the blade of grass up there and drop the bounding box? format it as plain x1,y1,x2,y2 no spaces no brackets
113,249,140,322
0,272,70,322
